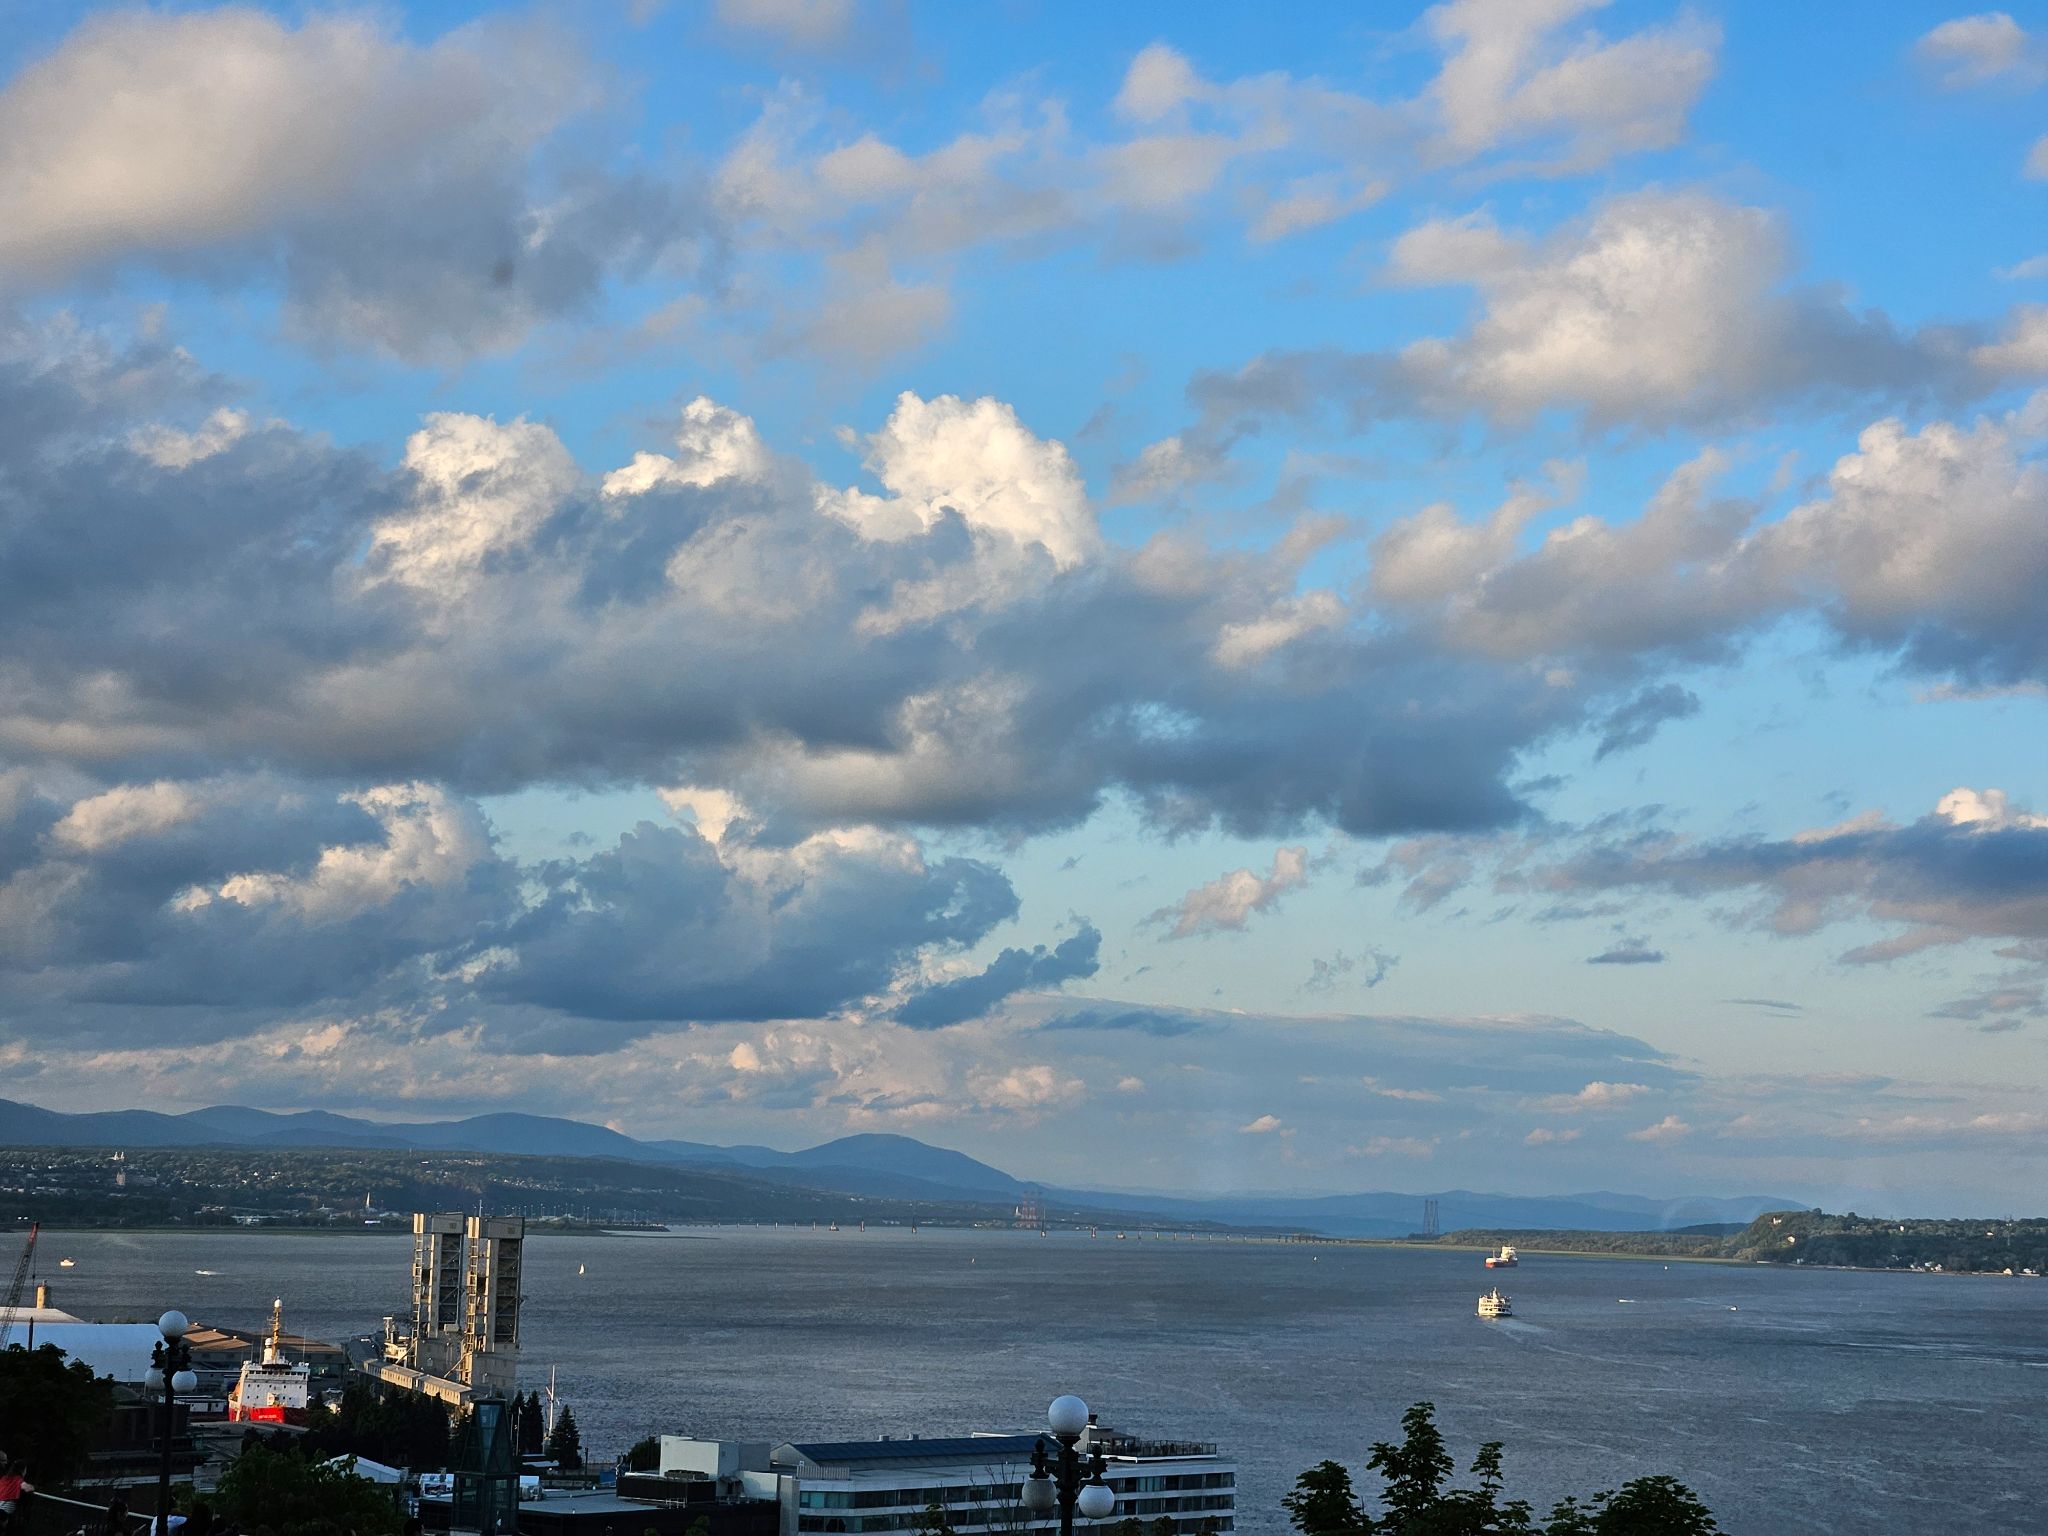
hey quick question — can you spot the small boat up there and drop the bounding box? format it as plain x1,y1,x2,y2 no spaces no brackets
577,1264,585,1276
1477,1288,1513,1319
1484,1245,1519,1269
58,1258,75,1268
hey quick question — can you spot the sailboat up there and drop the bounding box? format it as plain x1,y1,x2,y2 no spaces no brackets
577,1263,585,1275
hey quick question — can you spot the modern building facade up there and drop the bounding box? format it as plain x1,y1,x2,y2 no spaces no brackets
657,1422,1235,1536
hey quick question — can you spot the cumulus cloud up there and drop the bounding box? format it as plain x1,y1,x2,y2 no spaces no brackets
1626,1114,1692,1142
1523,1126,1581,1146
1174,190,2041,458
0,9,702,360
1915,13,2046,89
1153,846,1310,938
0,762,1024,1054
1361,397,2048,692
1239,1113,1285,1134
1548,1080,1651,1111
1425,0,1720,174
50,781,201,853
0,323,1602,843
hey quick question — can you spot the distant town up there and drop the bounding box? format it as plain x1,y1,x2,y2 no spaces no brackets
3,1142,2045,1277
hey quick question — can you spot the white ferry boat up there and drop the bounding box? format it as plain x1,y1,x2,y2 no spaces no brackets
1476,1288,1513,1319
228,1299,312,1425
1484,1245,1519,1269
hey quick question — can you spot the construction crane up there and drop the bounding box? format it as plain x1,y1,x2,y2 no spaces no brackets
0,1222,38,1351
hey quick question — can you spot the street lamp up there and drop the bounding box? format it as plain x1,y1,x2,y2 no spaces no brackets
1020,1395,1115,1536
145,1310,197,1536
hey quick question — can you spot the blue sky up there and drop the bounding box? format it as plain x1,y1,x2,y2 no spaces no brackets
2,0,2046,1211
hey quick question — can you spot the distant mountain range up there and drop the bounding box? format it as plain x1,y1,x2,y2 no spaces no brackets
0,1097,1794,1236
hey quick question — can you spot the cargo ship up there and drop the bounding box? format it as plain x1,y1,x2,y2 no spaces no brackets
1484,1245,1519,1269
228,1299,312,1424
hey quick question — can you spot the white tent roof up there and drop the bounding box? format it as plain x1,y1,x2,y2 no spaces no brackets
325,1456,405,1485
22,1323,165,1383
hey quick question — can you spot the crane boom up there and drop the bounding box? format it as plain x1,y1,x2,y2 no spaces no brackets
0,1222,38,1351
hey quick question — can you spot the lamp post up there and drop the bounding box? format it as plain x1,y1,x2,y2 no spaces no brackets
143,1310,197,1536
1020,1395,1115,1536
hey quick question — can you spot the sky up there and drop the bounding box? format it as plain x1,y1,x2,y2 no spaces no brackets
1,1,2046,1213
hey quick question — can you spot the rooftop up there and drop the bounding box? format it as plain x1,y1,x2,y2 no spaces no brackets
779,1436,1043,1469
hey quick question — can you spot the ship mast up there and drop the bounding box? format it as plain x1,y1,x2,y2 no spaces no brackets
265,1297,284,1364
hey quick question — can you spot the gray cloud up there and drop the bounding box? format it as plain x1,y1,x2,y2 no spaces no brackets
1586,937,1667,965
1159,191,2037,462
0,330,1600,842
1594,684,1701,760
1533,788,2048,965
893,924,1101,1030
0,10,708,362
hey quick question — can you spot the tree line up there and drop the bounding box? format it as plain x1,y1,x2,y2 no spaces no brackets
1284,1402,1717,1535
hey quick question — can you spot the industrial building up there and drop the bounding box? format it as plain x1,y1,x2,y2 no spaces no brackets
362,1212,525,1405
654,1422,1236,1536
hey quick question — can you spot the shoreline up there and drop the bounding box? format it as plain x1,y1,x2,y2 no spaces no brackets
25,1224,2039,1278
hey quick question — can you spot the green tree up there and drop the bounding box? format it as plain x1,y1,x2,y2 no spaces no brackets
0,1343,117,1489
1147,1521,1175,1536
623,1435,661,1472
1366,1403,1454,1529
1540,1499,1596,1536
212,1443,403,1536
545,1404,584,1469
913,1501,957,1536
1586,1477,1718,1535
1287,1405,1714,1536
1283,1459,1370,1536
521,1392,547,1456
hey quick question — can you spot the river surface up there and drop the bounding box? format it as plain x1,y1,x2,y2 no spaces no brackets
36,1226,2048,1533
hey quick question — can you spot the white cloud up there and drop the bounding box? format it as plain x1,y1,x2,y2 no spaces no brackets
50,781,201,853
1401,193,1802,422
820,392,1098,570
1425,0,1720,174
1155,846,1310,939
1212,590,1345,669
128,408,252,470
602,398,772,498
966,1063,1085,1115
1915,13,2044,88
1549,1080,1652,1111
1935,786,2048,831
371,414,581,601
0,9,665,360
187,782,491,923
1626,1114,1693,1143
658,785,751,845
1239,1113,1285,1134
1524,1126,1581,1146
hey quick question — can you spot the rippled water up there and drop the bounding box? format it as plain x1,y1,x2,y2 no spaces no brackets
37,1226,2048,1534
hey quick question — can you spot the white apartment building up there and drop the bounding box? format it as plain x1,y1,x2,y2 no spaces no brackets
659,1424,1236,1536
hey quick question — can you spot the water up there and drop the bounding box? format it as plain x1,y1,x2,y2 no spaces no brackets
37,1227,2048,1533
